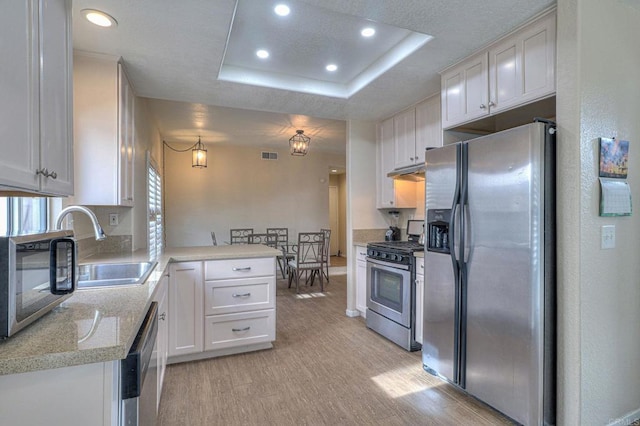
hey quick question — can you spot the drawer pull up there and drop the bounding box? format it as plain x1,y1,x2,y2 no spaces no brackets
232,267,252,272
232,292,251,298
232,326,251,332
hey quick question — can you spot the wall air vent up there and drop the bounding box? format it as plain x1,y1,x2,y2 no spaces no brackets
261,152,278,160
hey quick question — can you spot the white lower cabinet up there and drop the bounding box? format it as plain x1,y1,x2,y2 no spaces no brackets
355,245,368,316
168,262,204,358
415,256,424,345
204,309,275,351
168,257,276,364
0,361,119,426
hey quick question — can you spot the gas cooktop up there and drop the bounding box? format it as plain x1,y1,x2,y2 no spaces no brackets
368,240,424,252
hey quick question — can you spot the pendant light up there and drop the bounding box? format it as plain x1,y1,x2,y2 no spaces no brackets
289,130,310,156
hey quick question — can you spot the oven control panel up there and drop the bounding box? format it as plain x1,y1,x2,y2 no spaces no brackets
367,249,412,265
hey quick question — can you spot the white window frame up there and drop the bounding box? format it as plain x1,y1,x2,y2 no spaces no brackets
0,197,61,235
147,152,163,258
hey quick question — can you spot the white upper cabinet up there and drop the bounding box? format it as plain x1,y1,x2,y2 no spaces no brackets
73,53,135,206
415,94,443,163
489,10,556,114
441,52,489,129
377,118,395,208
376,118,417,209
392,93,442,169
393,108,417,169
0,0,73,195
441,9,556,129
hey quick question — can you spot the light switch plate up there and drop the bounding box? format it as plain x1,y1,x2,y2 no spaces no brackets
601,225,615,249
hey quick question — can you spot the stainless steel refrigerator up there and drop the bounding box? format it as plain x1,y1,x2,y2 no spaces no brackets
422,121,555,426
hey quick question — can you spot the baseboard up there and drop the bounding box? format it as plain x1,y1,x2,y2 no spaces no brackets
607,408,640,426
346,309,360,317
167,342,273,365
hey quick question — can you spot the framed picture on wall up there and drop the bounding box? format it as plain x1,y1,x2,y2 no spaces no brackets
599,137,629,178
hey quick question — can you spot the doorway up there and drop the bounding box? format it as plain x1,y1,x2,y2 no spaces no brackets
328,168,346,258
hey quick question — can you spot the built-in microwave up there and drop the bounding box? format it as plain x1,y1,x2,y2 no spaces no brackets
0,230,77,338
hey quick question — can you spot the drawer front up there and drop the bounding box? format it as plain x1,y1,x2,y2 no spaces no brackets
205,257,275,280
204,277,275,315
204,309,275,351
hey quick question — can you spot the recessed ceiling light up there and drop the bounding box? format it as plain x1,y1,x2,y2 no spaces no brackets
326,64,338,72
361,27,375,37
331,169,338,173
81,9,118,28
256,49,270,59
274,4,290,16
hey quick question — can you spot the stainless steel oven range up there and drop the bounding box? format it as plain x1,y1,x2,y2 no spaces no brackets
366,222,424,351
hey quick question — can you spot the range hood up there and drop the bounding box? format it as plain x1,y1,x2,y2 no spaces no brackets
387,163,425,181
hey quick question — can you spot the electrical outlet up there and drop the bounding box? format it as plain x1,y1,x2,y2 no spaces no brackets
601,225,615,249
109,213,119,226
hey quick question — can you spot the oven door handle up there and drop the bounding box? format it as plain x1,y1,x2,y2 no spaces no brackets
366,257,410,271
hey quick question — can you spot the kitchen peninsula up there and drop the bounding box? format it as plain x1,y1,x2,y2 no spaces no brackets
0,244,280,426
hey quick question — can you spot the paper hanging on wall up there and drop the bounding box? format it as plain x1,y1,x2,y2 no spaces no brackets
599,138,629,178
599,177,632,216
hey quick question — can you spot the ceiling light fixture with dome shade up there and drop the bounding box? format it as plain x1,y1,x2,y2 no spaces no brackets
289,130,310,156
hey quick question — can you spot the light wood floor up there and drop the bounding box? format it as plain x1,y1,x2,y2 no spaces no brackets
158,274,512,425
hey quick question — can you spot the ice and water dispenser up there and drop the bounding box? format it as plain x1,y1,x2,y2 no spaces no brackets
426,209,451,253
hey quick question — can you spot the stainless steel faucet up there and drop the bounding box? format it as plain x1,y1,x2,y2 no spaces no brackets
55,205,107,241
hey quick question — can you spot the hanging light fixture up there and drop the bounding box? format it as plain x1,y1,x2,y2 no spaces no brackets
289,130,310,156
191,136,207,168
163,136,208,168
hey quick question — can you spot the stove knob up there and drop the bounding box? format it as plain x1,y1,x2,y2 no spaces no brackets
381,253,388,259
395,254,402,262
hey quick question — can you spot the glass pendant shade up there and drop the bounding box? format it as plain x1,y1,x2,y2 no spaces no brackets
192,137,207,168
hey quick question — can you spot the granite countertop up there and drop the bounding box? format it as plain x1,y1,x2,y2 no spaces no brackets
0,244,280,376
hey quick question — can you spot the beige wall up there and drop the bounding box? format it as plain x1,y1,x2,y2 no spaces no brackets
557,0,640,424
338,173,347,255
164,144,345,247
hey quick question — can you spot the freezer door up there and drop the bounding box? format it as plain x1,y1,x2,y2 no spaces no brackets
422,143,459,383
463,122,547,425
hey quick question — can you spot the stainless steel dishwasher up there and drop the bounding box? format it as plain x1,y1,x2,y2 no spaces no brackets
121,302,158,426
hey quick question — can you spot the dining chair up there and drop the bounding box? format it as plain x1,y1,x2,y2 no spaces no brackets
320,228,331,282
247,233,278,248
210,231,217,246
267,227,295,279
288,232,325,293
230,228,253,244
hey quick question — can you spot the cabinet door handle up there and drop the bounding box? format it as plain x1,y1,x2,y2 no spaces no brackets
232,292,251,298
159,312,166,321
232,326,251,332
232,267,251,272
479,104,487,109
488,101,495,107
35,168,58,179
389,201,394,205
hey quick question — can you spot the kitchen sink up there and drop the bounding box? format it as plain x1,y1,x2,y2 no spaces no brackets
77,261,157,289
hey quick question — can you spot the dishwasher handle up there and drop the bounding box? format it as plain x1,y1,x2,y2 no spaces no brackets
121,302,158,399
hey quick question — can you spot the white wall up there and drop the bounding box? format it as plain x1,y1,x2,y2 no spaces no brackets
345,120,387,315
557,0,640,424
164,144,345,247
